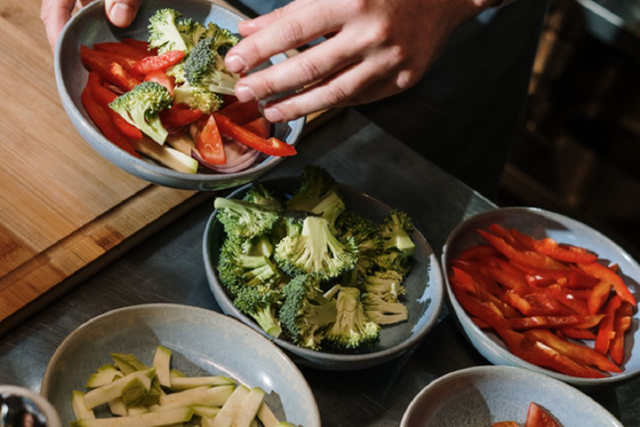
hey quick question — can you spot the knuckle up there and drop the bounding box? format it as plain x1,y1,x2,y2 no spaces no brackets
395,69,419,90
387,44,408,66
362,20,392,47
346,0,368,14
324,83,349,105
280,19,305,46
295,57,322,83
252,74,278,97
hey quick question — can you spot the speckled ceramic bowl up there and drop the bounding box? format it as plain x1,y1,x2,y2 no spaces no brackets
41,304,320,427
203,178,444,370
400,366,622,426
442,207,640,386
54,0,304,190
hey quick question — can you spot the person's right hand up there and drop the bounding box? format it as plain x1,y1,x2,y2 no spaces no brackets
41,0,142,51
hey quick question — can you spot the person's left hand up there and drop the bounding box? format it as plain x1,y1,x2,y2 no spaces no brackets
224,0,497,122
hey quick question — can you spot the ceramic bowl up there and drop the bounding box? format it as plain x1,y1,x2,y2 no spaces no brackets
203,178,444,370
41,304,320,427
400,365,622,426
442,207,640,385
54,0,304,191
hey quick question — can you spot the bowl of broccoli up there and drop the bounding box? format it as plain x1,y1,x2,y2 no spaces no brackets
203,167,445,370
55,0,305,190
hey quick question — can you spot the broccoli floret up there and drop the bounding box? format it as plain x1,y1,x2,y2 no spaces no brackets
242,235,274,258
381,211,415,255
209,23,239,55
274,216,358,280
310,190,345,228
214,197,280,240
217,239,283,294
286,167,336,212
362,292,408,325
167,63,186,84
148,8,189,54
373,251,412,277
279,275,337,350
233,285,283,337
184,37,238,95
270,216,303,246
324,286,380,350
176,17,205,52
243,184,282,210
173,81,223,113
363,270,405,300
109,81,172,144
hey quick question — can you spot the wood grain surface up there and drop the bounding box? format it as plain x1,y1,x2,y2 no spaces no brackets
0,0,329,327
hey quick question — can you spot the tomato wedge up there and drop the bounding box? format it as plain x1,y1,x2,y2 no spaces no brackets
160,105,204,129
218,100,260,124
144,70,174,95
134,50,185,75
525,402,560,427
196,115,226,165
213,113,296,157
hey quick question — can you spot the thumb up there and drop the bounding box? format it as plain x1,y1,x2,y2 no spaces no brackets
105,0,141,28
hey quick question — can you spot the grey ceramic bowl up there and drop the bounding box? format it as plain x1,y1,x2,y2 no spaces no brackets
400,365,622,426
54,0,304,191
40,304,320,427
203,178,444,370
442,207,640,386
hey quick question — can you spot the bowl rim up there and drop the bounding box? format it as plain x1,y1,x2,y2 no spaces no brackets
202,177,445,366
54,0,305,187
441,206,640,385
40,303,321,426
399,365,623,427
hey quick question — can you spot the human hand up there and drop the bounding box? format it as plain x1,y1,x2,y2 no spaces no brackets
225,0,498,122
41,0,142,51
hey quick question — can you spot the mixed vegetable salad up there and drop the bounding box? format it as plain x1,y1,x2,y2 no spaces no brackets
214,167,416,353
80,8,296,174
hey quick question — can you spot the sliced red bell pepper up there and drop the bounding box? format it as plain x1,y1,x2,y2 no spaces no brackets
525,402,561,427
509,228,537,251
144,70,175,95
218,100,260,125
560,327,596,340
122,38,157,55
523,293,572,316
81,82,138,157
213,113,297,157
503,290,533,315
451,267,519,318
512,262,599,289
477,230,564,270
587,281,611,314
87,73,142,140
244,117,271,138
578,262,636,306
471,317,490,329
81,46,140,91
457,245,499,261
526,329,621,372
542,285,589,315
451,284,508,329
196,114,226,165
80,45,140,76
492,422,519,427
485,258,529,293
610,303,633,365
160,105,204,129
94,41,150,60
508,314,604,330
533,238,597,264
595,296,622,354
133,50,185,75
489,224,527,249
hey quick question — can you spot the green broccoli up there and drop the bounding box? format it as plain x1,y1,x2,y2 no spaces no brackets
184,37,238,95
310,190,345,228
363,270,405,301
336,211,383,253
373,251,412,277
362,292,408,325
109,81,172,144
380,210,415,255
214,197,280,240
324,286,380,350
243,184,283,210
270,216,303,246
242,235,274,258
148,8,189,54
279,275,337,350
175,17,205,52
217,239,283,294
233,285,283,337
286,167,336,212
166,62,186,84
209,23,239,55
173,81,223,113
274,216,358,280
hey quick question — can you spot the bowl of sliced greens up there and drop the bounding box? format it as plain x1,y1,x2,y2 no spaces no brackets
55,0,304,191
203,167,444,370
41,304,320,426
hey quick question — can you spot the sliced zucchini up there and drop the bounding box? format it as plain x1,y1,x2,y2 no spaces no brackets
72,406,193,427
235,387,265,427
158,385,235,409
132,138,198,174
86,364,123,388
84,369,154,408
170,375,234,391
109,398,128,416
153,346,172,388
72,391,95,420
257,402,280,427
111,353,149,375
211,385,250,427
191,405,221,418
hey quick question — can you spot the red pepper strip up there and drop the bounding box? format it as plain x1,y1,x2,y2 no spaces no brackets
81,82,138,158
560,328,596,340
578,262,636,306
508,314,604,330
80,46,140,76
587,281,611,314
543,284,589,315
525,402,561,427
244,117,271,138
213,113,297,157
532,238,598,264
160,105,204,128
503,290,533,315
471,317,490,329
526,329,621,373
457,245,499,260
196,114,226,165
218,100,260,125
489,224,527,250
144,70,175,95
477,230,564,270
86,73,143,140
524,293,572,316
595,296,623,354
485,258,529,294
451,283,508,328
94,41,150,60
511,261,599,289
609,263,620,273
610,303,633,364
122,38,157,55
81,46,140,91
133,50,185,75
450,268,519,318
509,228,537,251
493,422,519,427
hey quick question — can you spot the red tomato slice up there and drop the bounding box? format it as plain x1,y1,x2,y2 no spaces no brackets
525,402,560,427
197,115,226,165
144,70,174,95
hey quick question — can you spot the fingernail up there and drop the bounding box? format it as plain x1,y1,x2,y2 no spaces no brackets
110,3,135,27
264,106,284,123
234,84,256,103
225,55,247,73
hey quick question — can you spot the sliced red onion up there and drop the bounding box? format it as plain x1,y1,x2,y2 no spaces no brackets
191,147,260,173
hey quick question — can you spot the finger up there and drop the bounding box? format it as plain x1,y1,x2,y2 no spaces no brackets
41,0,76,50
78,0,92,6
105,0,141,28
238,0,315,37
225,1,344,74
234,33,361,102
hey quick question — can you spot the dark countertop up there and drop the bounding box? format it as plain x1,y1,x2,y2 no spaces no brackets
1,110,638,426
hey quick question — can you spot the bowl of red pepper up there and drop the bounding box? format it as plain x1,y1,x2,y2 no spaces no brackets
442,207,640,386
54,0,304,191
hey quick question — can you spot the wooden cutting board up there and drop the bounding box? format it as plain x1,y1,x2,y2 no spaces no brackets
0,0,331,333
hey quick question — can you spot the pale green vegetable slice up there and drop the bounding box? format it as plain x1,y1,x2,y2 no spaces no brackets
157,385,235,409
111,353,149,375
202,417,216,427
109,398,127,416
170,375,234,391
72,407,193,427
257,402,280,427
71,391,95,420
84,369,154,408
153,346,172,388
235,387,265,427
191,405,221,418
127,406,150,416
211,385,250,427
86,365,122,388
